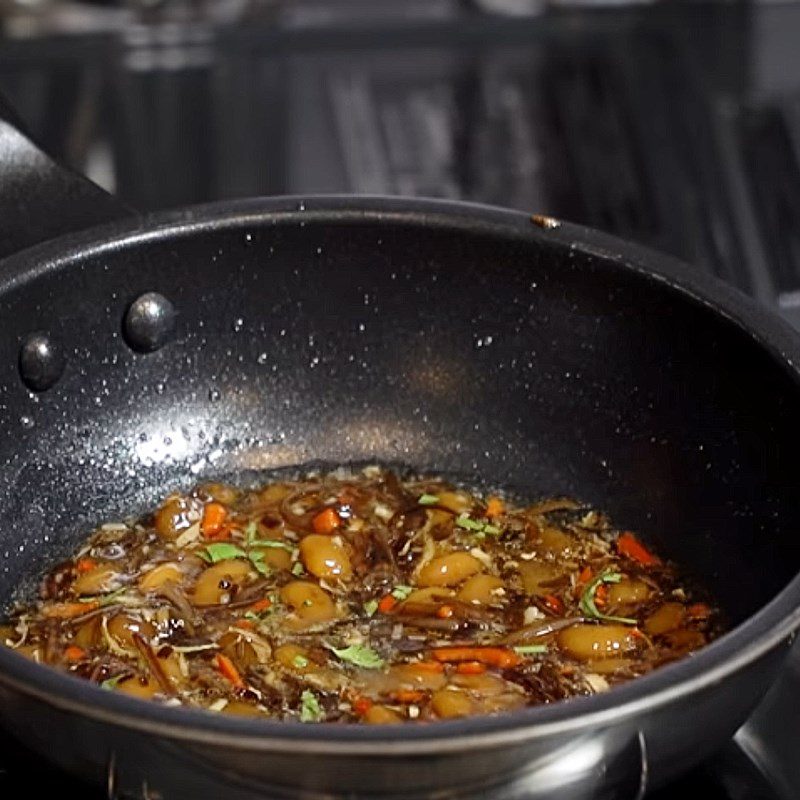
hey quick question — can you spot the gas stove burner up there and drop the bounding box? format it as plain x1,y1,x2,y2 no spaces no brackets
0,732,787,799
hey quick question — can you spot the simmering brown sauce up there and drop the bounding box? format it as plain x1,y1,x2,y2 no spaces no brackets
1,467,720,723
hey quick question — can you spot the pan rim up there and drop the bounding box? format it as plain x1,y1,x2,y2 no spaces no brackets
0,194,798,754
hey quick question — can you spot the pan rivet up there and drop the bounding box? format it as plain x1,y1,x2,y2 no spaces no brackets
19,332,65,391
123,292,176,353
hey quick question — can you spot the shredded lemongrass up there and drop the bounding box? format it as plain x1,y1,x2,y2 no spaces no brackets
584,674,610,693
171,643,219,653
6,618,29,649
523,606,546,625
175,522,201,548
469,548,492,568
373,503,394,522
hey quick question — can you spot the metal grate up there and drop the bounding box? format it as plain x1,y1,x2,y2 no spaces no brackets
740,104,800,307
541,51,657,240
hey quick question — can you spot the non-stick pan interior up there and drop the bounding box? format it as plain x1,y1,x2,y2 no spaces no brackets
0,201,798,626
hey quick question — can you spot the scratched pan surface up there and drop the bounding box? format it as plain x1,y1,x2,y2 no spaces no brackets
0,105,798,800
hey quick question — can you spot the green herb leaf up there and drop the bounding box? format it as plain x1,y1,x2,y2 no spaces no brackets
249,553,272,576
364,599,379,617
100,674,127,691
249,539,294,551
300,689,324,722
579,570,637,625
418,494,439,506
291,562,304,576
455,515,484,531
455,515,502,537
390,585,413,601
513,644,548,655
293,654,309,668
328,644,385,669
200,543,247,563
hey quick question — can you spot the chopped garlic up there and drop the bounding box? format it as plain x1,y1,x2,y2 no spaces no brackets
175,522,201,548
469,548,492,568
342,629,365,646
319,579,340,596
6,619,29,649
584,673,610,693
581,511,601,528
373,503,394,522
408,705,420,719
523,606,546,625
208,698,228,712
231,629,273,662
591,533,610,549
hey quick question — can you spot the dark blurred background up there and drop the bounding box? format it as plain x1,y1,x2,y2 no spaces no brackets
2,0,800,331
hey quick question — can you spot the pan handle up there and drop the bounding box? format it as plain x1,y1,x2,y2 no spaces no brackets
0,91,133,261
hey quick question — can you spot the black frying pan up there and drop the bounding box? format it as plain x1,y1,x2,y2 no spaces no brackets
0,98,799,800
